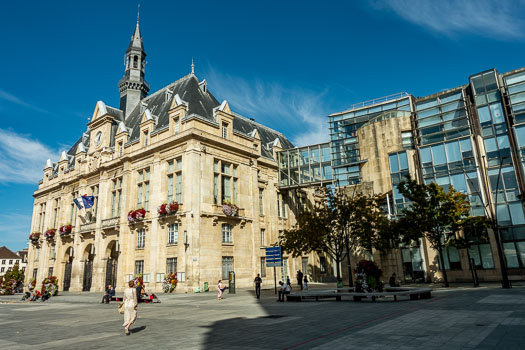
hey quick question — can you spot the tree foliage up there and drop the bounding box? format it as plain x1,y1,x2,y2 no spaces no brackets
396,178,471,286
0,264,25,295
280,187,391,280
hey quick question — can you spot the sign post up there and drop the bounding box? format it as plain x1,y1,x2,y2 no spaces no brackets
265,247,282,295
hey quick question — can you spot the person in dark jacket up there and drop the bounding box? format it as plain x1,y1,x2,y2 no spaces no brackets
101,285,115,304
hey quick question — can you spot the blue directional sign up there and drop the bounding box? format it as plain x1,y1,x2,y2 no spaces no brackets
266,246,282,267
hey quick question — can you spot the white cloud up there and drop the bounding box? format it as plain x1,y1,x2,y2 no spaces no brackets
372,0,525,39
0,129,59,184
204,68,331,146
0,89,50,114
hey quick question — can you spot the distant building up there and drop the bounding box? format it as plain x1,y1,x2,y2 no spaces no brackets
25,18,315,292
0,246,22,276
279,68,525,284
16,248,28,273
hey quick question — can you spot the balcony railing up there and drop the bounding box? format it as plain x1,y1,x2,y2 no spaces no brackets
79,222,96,232
102,217,120,228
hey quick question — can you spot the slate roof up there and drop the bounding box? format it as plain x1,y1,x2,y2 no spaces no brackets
55,73,294,175
0,246,21,260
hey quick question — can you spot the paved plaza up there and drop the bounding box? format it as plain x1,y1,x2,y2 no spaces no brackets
1,284,525,349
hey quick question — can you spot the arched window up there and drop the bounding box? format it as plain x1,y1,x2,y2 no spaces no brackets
133,55,138,68
221,224,232,243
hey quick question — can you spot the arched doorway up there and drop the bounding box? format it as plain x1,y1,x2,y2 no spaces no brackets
63,247,74,291
82,244,95,291
105,241,119,289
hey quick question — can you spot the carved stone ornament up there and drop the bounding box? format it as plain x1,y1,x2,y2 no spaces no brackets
87,152,102,172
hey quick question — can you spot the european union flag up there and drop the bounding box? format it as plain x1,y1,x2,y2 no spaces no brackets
82,195,95,209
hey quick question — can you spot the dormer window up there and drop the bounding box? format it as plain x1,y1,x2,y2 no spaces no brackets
253,143,258,150
222,123,228,139
118,141,123,157
144,130,149,147
174,117,180,134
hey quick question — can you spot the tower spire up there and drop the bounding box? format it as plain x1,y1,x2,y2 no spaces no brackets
119,10,149,118
191,58,195,74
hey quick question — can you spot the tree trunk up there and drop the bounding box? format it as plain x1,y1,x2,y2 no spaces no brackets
335,254,342,282
345,238,353,287
437,246,449,287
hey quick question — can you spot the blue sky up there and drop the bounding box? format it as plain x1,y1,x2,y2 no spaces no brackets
1,0,525,251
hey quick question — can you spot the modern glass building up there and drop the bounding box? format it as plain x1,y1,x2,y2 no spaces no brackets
278,66,525,283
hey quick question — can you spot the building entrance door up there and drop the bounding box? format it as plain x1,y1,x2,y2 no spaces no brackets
63,262,72,291
83,261,93,291
105,258,118,288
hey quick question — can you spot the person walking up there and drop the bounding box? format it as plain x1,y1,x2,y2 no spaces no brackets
123,280,138,335
297,270,304,290
254,274,262,299
217,280,226,300
303,274,309,290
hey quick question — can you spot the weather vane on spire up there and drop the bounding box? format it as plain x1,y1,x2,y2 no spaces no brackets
191,57,195,74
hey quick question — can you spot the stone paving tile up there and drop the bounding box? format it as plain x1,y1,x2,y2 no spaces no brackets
1,287,525,349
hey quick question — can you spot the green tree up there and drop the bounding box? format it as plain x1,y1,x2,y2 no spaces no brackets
1,264,25,295
397,178,470,287
281,187,391,284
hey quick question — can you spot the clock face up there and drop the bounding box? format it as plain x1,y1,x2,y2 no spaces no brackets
94,131,102,147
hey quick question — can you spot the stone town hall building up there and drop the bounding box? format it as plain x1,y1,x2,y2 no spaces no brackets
25,19,307,292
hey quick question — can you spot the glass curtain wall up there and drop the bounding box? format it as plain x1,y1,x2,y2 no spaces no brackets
328,95,412,186
278,143,332,187
500,70,525,268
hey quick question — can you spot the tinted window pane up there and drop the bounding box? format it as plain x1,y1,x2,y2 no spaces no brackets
398,152,408,170
478,106,491,123
445,141,461,162
515,125,525,147
431,144,446,165
489,103,505,124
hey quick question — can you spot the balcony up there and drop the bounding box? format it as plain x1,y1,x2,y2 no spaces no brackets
102,217,120,236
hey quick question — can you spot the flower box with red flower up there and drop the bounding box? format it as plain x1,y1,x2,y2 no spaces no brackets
44,229,56,240
128,208,147,224
29,232,41,242
59,224,72,236
222,201,239,217
158,201,179,216
162,272,178,293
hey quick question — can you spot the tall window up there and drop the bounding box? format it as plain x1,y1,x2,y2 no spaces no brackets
260,229,265,247
221,123,228,139
135,260,144,275
260,257,266,277
259,188,264,215
50,245,56,260
222,224,232,244
70,192,77,224
144,130,149,147
167,158,182,203
137,168,150,210
35,248,40,262
320,256,326,273
53,198,59,228
111,177,123,218
166,257,177,274
48,267,54,277
137,229,145,249
168,223,178,245
213,160,238,205
90,185,99,220
118,141,123,157
38,203,46,233
32,268,38,280
222,256,233,279
277,193,287,218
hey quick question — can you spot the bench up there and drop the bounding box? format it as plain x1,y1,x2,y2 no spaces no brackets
286,287,432,302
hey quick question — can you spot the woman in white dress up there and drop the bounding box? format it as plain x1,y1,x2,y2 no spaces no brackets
123,280,138,335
